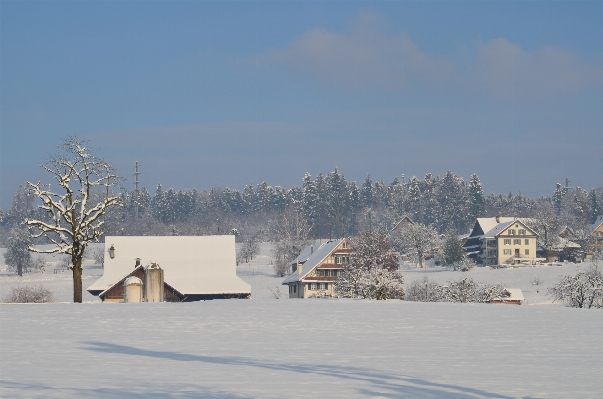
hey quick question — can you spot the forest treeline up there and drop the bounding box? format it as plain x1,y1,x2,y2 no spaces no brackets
1,168,602,244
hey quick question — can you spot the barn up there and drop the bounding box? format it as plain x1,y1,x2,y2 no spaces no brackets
87,236,251,302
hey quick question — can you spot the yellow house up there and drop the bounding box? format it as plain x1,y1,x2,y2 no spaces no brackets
464,217,540,266
282,238,351,298
589,218,603,255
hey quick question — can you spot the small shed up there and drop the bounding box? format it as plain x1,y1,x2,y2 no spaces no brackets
490,288,524,305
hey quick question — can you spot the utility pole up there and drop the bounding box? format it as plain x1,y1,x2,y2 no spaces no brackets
134,161,141,221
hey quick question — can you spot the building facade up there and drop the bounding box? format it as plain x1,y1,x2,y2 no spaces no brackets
464,217,540,266
282,238,351,298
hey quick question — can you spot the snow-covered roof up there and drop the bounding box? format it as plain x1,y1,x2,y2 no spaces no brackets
503,288,524,301
292,240,328,266
474,217,515,236
589,218,603,235
282,238,344,284
88,236,250,296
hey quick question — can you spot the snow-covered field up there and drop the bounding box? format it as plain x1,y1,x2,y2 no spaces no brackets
1,243,602,398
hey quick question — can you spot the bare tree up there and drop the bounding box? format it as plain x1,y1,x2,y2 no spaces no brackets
26,138,121,303
270,205,312,268
525,202,560,261
391,223,438,268
548,264,603,309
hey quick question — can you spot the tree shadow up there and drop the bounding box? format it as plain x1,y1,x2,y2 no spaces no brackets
82,341,515,398
0,379,253,399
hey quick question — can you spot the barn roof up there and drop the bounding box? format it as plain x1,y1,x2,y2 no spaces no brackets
88,236,250,296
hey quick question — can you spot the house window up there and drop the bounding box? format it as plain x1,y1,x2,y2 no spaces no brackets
525,249,530,255
342,241,349,249
508,229,515,235
319,283,325,290
504,239,511,245
311,283,317,290
518,229,526,235
488,250,497,257
504,249,511,255
525,239,529,245
513,239,521,245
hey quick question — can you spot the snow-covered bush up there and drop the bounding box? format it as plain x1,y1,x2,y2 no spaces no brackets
359,266,405,300
406,276,443,302
451,256,476,272
3,285,53,303
308,289,332,299
441,277,505,303
548,265,603,309
335,266,404,300
267,285,285,299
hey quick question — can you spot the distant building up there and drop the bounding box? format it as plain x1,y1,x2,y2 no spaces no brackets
282,238,351,298
490,288,524,305
389,215,415,234
87,236,251,302
463,217,540,266
588,218,603,255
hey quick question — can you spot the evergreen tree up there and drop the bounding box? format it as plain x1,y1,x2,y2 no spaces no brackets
4,226,32,276
552,183,566,215
588,189,601,223
407,176,421,221
442,229,468,270
468,173,485,222
361,174,374,208
302,173,319,235
326,167,349,238
421,173,438,227
387,176,406,218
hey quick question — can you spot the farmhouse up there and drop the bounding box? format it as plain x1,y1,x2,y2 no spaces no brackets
87,236,251,302
464,217,540,266
282,238,351,298
588,217,603,255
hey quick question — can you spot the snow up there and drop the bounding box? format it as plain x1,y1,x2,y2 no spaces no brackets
2,243,603,398
2,299,602,398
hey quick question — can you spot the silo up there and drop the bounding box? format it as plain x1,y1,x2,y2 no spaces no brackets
124,276,143,303
144,263,164,302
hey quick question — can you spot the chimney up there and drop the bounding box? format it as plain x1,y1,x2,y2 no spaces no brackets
311,245,314,254
135,258,141,267
496,215,500,223
297,264,302,276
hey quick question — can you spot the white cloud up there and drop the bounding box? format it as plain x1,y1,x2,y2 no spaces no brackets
253,12,603,98
474,38,603,98
254,11,456,90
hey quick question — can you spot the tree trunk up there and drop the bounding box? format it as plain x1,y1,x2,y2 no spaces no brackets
18,263,23,277
73,257,83,303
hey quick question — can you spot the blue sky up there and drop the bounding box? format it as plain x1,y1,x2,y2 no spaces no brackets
1,1,602,208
